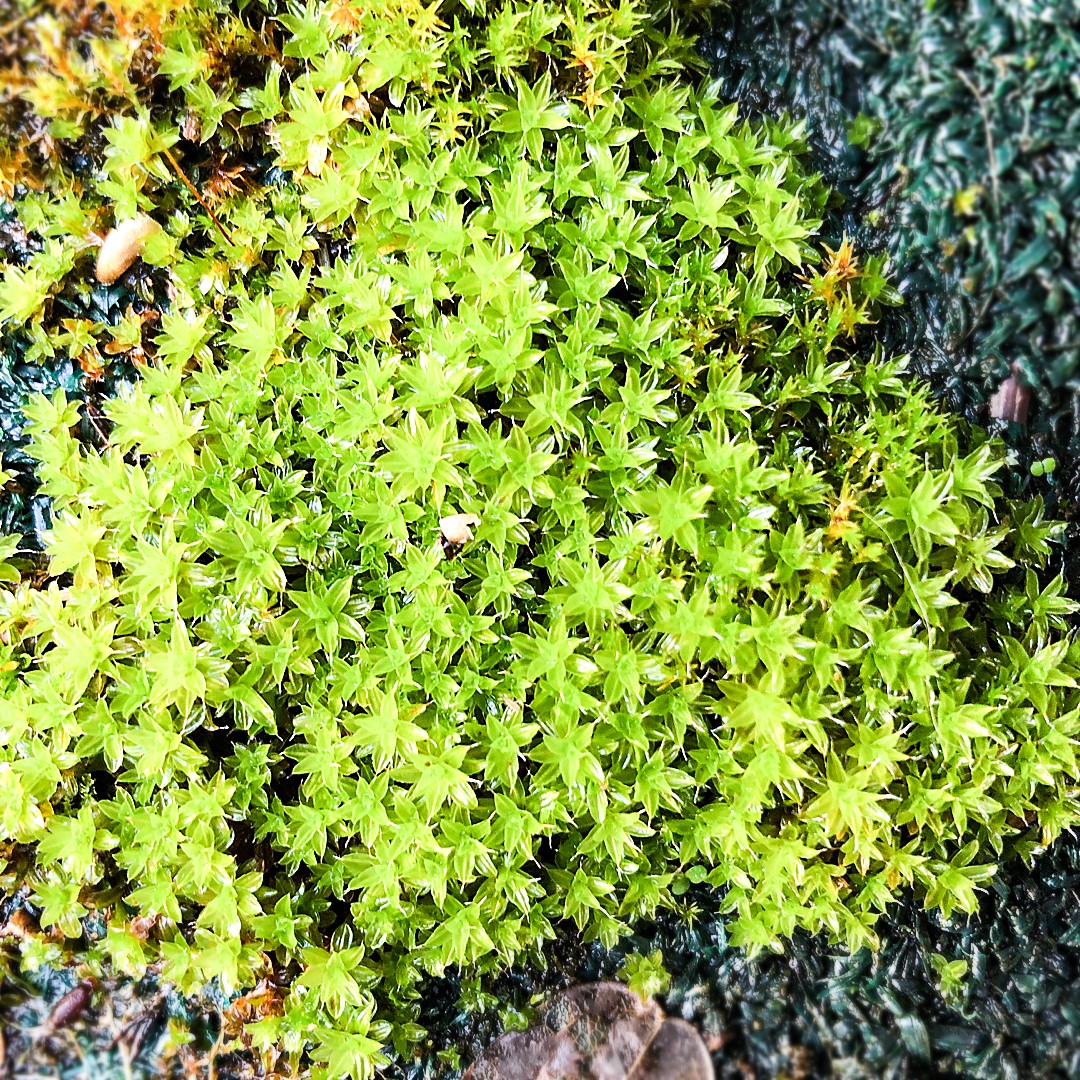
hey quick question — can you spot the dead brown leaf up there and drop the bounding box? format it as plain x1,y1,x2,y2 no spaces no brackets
463,982,714,1080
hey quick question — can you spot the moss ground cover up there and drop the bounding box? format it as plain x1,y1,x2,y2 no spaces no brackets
1,1,1080,1077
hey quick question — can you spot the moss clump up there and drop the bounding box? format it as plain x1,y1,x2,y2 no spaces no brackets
1,1,1079,1076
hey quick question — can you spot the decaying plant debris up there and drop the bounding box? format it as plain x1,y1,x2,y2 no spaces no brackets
464,982,712,1080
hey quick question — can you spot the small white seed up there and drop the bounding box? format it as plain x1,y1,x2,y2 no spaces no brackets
95,214,162,284
440,513,481,546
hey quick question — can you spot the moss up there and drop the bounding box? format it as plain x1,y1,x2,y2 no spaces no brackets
0,2,1078,1077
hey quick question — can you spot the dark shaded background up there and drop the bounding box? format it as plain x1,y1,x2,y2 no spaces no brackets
701,0,1080,585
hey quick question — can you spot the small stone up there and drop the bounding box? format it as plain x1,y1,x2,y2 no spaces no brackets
440,512,481,546
623,1017,714,1080
541,982,662,1042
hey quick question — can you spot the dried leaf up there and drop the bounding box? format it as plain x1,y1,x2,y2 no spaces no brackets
988,373,1031,424
466,983,712,1080
42,980,94,1035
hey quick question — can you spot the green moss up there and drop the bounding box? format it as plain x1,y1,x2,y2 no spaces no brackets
1,2,1079,1077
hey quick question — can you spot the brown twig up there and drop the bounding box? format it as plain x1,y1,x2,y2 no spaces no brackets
817,0,895,58
954,290,996,352
160,146,238,248
946,68,1002,353
955,67,1001,217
